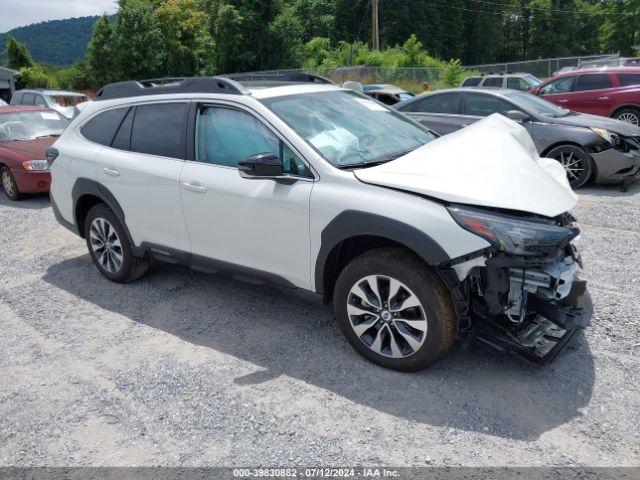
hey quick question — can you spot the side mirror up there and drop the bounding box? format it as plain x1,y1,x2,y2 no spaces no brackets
505,110,530,122
530,87,540,95
238,153,283,179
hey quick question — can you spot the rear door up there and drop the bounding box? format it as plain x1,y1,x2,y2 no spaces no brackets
570,73,615,116
397,92,464,135
89,102,191,252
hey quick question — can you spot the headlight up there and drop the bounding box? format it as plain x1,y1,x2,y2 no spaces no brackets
591,128,619,147
22,160,50,171
448,205,579,256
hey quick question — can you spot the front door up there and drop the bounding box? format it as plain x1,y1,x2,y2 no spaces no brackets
179,104,314,289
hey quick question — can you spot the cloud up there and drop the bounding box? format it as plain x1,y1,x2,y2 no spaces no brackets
0,0,118,33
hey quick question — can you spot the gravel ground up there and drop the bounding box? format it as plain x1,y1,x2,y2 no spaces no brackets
0,184,639,467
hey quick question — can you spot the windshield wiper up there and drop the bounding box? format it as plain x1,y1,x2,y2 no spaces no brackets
336,147,418,170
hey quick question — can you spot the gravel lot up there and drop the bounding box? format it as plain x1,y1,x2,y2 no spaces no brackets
0,184,639,467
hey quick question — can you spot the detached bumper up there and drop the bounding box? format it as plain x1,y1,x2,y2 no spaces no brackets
591,148,640,184
11,169,51,193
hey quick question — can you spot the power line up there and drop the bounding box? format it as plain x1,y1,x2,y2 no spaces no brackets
467,0,636,16
420,0,636,17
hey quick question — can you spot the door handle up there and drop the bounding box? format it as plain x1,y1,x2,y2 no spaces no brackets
182,182,207,193
103,167,120,177
598,96,610,100
558,99,568,103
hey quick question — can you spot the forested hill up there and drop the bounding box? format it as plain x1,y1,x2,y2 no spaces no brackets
0,16,111,66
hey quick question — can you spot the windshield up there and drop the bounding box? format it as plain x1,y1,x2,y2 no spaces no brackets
0,110,68,142
49,95,88,107
523,74,542,87
505,91,570,118
399,92,415,101
262,90,436,168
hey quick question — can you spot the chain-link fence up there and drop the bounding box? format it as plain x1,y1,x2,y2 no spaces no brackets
236,53,622,91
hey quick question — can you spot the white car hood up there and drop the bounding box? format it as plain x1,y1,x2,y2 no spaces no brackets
354,114,578,217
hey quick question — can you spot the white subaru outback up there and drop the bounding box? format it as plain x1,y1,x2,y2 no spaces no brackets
48,76,590,371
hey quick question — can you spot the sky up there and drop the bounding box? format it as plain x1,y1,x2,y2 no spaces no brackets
0,0,118,33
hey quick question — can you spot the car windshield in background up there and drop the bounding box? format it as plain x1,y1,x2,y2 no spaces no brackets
0,110,68,143
262,90,435,168
50,95,87,107
505,91,571,118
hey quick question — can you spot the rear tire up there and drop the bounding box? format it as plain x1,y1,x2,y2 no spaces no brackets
1,167,24,201
332,247,456,372
84,203,150,283
613,107,640,126
547,144,593,189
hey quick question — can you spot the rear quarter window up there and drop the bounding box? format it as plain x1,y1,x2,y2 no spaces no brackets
81,108,129,146
482,77,503,88
574,74,612,92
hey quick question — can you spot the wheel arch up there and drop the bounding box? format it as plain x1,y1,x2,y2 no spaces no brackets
610,104,640,118
315,211,450,299
72,178,128,239
542,141,598,182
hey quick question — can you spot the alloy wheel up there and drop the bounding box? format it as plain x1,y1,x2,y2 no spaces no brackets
617,112,639,125
557,150,585,184
89,217,124,273
347,275,428,358
2,171,15,197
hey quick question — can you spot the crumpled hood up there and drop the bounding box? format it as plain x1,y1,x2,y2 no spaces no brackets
354,114,578,218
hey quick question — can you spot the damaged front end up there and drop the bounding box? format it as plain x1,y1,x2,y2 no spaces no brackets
441,205,591,364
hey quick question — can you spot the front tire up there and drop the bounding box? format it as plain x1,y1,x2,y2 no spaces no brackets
547,144,593,189
1,167,24,201
332,248,456,372
84,203,150,283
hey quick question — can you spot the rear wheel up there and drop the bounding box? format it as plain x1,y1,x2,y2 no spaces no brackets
547,144,593,189
332,248,456,372
84,203,150,283
614,107,640,126
1,167,23,201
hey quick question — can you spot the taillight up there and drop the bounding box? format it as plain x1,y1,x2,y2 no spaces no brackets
45,147,59,166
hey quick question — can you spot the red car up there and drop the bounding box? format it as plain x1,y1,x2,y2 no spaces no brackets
531,68,640,125
0,106,68,200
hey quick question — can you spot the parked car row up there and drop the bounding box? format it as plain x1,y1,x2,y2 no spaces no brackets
396,87,640,189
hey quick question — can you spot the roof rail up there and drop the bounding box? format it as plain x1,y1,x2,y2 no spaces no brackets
224,72,335,85
95,76,248,101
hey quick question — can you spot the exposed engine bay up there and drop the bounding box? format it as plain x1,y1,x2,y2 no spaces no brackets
441,208,590,363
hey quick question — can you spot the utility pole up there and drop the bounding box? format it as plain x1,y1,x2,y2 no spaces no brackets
372,0,379,50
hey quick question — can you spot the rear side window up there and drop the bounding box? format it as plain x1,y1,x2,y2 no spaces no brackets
130,103,188,159
617,73,640,87
462,77,481,87
81,108,129,146
574,74,612,92
400,93,460,114
482,77,503,88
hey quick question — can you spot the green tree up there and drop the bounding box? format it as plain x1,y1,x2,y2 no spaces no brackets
86,15,116,88
213,3,244,73
17,65,52,88
267,6,304,68
6,35,34,70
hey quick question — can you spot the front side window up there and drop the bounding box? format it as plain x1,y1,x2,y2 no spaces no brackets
195,106,308,175
130,103,187,159
574,74,612,92
22,93,35,105
464,93,513,117
0,110,68,143
262,90,435,168
540,76,575,95
507,77,530,91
